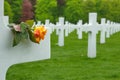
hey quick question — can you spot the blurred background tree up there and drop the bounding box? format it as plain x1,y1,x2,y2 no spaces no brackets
57,0,66,17
20,0,33,22
7,0,22,23
4,0,13,22
35,0,57,23
4,0,120,23
64,0,84,23
30,0,37,22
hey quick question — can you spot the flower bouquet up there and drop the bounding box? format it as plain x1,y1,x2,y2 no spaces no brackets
8,20,47,47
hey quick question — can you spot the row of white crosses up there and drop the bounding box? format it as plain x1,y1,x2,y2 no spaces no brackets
44,13,120,58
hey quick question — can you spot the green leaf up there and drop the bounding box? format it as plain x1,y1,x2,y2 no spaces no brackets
21,30,29,40
25,20,34,28
20,22,28,33
13,32,21,47
28,29,38,43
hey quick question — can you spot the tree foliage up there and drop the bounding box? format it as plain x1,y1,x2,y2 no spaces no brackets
20,0,33,22
4,0,120,23
64,0,84,23
35,0,57,23
6,0,22,23
4,1,13,22
29,0,37,21
57,0,66,16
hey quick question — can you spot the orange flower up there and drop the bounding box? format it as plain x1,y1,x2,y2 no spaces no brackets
33,26,47,43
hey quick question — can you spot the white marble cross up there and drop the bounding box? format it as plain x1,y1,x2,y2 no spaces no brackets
58,17,65,46
106,20,110,38
77,20,83,39
65,21,69,37
0,0,50,80
100,18,106,44
87,13,98,58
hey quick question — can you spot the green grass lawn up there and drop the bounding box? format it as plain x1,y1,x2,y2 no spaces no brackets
7,31,120,80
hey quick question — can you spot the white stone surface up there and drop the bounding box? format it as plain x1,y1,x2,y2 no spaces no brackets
100,18,106,44
65,21,69,37
0,27,50,80
106,20,110,38
3,16,9,26
77,20,83,39
87,13,97,58
36,21,41,26
58,17,64,46
0,0,50,80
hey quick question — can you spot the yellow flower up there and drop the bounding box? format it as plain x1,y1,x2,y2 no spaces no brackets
33,26,47,43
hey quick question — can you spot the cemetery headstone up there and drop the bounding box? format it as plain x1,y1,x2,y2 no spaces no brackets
87,13,97,58
100,18,106,44
0,0,51,80
58,17,64,46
